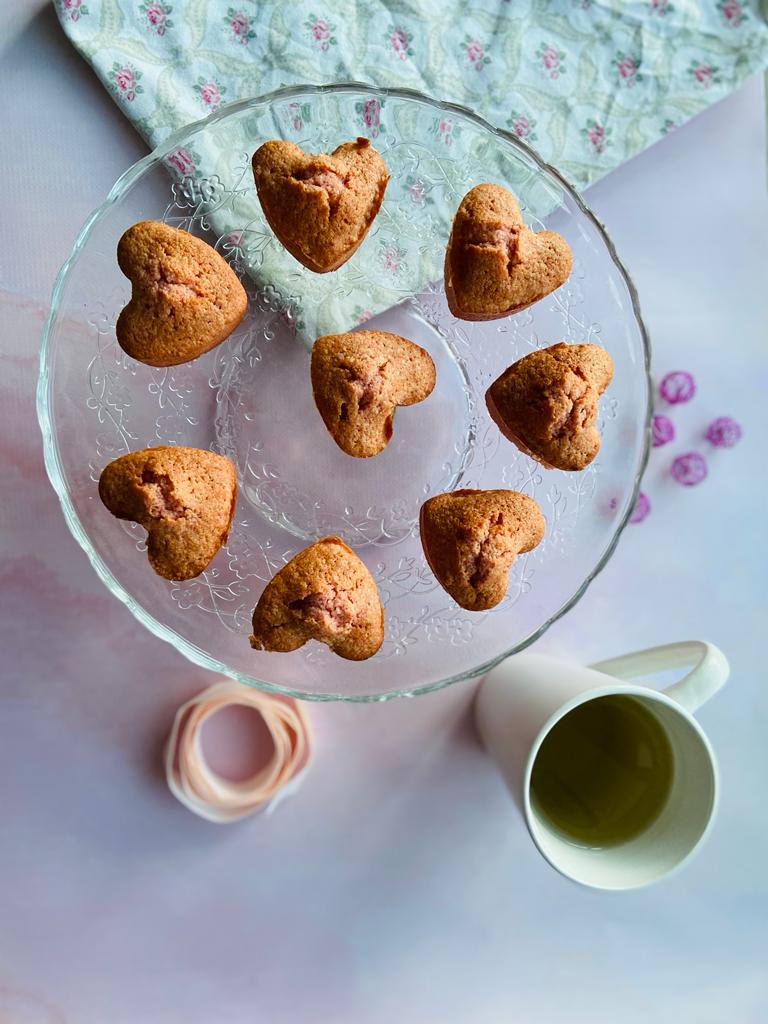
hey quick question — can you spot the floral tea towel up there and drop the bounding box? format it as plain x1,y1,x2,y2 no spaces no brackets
55,0,768,343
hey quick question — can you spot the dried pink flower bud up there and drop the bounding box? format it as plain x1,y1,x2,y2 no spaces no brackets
659,371,696,405
705,416,742,449
671,451,707,486
629,491,651,524
652,414,675,447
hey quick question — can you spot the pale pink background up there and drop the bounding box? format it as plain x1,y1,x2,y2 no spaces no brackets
1,4,767,1020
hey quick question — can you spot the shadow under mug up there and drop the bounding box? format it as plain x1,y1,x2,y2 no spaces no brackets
474,642,729,890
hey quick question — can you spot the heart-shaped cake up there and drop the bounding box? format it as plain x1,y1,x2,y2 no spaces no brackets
249,537,384,661
420,489,545,611
98,446,237,581
116,221,247,367
444,184,572,321
311,330,436,457
251,138,389,273
486,342,614,471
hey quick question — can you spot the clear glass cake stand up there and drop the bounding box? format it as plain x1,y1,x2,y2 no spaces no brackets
37,83,651,702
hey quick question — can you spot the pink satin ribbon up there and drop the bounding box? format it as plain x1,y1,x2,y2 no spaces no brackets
164,680,311,823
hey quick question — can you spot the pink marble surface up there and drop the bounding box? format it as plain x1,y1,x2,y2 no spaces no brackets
1,4,767,1021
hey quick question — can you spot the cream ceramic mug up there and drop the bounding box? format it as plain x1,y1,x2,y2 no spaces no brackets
475,641,729,890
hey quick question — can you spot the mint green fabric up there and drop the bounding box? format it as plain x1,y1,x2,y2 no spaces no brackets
55,0,768,343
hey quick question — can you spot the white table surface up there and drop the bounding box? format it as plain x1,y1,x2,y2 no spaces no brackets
1,5,767,1021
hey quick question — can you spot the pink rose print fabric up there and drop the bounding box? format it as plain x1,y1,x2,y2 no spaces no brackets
165,147,198,177
194,78,226,111
356,97,384,137
225,8,255,44
718,0,747,27
52,0,768,349
688,61,722,88
613,52,643,88
140,0,173,35
507,111,537,143
388,28,414,60
378,242,404,273
108,63,143,102
59,0,89,21
581,119,610,154
464,37,490,71
536,42,565,79
54,0,768,213
306,15,337,51
431,118,460,147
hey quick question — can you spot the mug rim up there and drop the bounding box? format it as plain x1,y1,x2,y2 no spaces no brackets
522,682,720,891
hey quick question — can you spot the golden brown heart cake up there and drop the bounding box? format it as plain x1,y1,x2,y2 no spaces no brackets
249,537,384,661
486,342,614,471
310,330,436,458
251,138,389,273
420,489,545,611
444,184,572,321
116,221,247,367
98,446,237,581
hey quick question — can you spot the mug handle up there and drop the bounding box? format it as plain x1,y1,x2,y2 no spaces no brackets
589,641,729,714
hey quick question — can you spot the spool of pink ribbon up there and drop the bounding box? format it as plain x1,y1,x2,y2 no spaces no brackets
164,680,311,823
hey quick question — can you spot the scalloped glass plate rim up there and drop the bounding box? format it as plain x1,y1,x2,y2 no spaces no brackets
36,81,652,703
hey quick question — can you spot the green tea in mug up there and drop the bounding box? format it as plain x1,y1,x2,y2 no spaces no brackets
530,695,674,848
